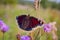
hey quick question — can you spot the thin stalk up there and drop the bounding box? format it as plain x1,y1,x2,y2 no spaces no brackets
2,33,4,40
34,28,40,40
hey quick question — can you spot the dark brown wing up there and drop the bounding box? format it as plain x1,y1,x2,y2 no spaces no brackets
16,15,27,28
28,17,39,28
16,15,32,31
21,16,30,29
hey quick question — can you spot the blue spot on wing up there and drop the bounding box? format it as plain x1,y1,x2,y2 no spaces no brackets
18,23,32,31
25,28,32,31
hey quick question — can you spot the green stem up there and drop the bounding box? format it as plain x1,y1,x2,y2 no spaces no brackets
2,33,4,40
35,28,40,40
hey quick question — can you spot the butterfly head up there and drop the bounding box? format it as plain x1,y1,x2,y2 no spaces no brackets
38,20,44,26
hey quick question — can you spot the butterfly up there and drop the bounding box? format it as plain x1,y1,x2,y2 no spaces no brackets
16,15,44,31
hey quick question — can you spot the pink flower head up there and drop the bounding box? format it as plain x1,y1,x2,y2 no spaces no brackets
20,35,31,40
0,20,4,28
43,24,52,33
0,20,9,33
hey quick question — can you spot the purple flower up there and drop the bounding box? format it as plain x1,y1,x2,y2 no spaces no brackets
0,20,4,29
20,35,31,40
43,24,52,33
0,20,9,33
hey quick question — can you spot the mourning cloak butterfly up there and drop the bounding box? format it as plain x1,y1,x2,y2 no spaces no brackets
16,15,44,31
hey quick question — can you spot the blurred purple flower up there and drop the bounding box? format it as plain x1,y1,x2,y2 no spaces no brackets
20,35,31,40
0,20,4,29
0,20,9,33
43,24,52,33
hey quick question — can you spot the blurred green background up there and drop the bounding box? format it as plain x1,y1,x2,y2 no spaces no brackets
0,0,60,40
